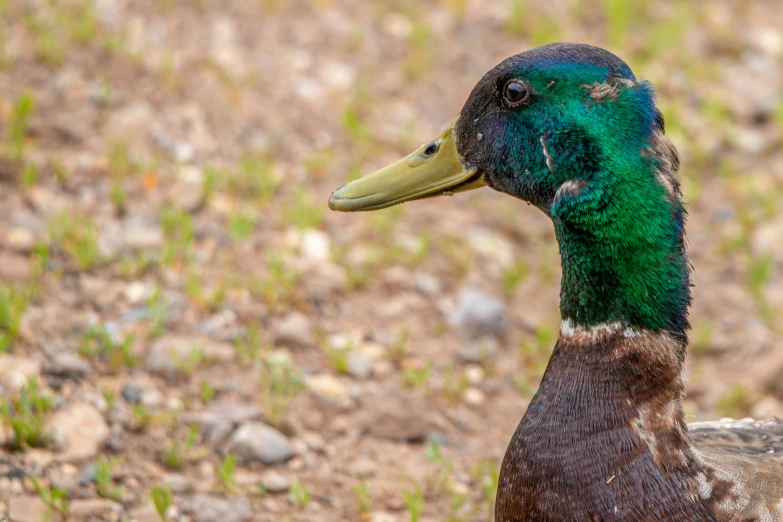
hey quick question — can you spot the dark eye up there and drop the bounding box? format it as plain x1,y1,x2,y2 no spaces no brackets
503,80,530,107
423,141,439,157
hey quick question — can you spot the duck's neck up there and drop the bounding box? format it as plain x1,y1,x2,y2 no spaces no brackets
553,164,691,341
496,328,715,521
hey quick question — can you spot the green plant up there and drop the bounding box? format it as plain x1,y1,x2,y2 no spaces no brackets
173,346,204,376
281,188,324,230
160,425,199,469
199,380,215,403
159,206,195,267
717,384,753,419
290,478,311,507
224,154,280,204
31,476,69,520
21,163,38,187
102,388,116,411
147,287,170,337
0,376,52,450
95,456,124,501
403,361,432,388
48,213,101,271
131,404,152,432
228,207,257,241
259,353,303,428
0,284,29,353
233,325,263,367
502,261,528,296
216,454,237,493
151,483,174,522
78,326,137,373
354,480,372,514
402,483,425,522
8,91,34,162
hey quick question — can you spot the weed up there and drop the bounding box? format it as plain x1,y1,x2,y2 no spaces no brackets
21,162,38,187
402,483,425,522
259,352,303,428
95,456,124,501
225,154,280,204
716,384,753,419
184,273,226,312
501,261,528,296
216,454,237,493
403,20,432,81
199,380,215,403
159,206,194,267
173,346,204,376
102,389,116,412
228,207,257,241
403,361,433,388
147,287,170,337
131,404,152,432
290,478,311,507
48,213,101,271
475,459,499,515
0,376,52,450
160,425,200,469
233,324,263,367
78,326,138,373
31,476,69,519
354,480,373,514
8,91,34,162
0,284,29,353
281,188,324,230
151,483,174,521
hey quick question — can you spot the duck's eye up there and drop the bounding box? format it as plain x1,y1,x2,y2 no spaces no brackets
503,80,530,107
423,141,439,157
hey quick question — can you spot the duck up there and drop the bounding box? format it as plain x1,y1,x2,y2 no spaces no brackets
328,43,783,521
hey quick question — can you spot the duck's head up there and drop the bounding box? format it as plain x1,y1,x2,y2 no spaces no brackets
330,42,689,338
329,42,674,214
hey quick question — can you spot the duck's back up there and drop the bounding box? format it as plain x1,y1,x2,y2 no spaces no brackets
687,418,783,521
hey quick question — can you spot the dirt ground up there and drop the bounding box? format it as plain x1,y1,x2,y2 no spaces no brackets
0,1,782,521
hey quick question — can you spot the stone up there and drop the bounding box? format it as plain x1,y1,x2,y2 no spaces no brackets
128,503,162,522
145,335,235,380
168,165,205,212
181,401,263,445
261,470,290,493
124,281,151,304
348,456,377,478
456,336,500,364
463,387,485,406
225,423,293,465
0,355,41,390
48,402,109,462
122,219,164,250
0,251,31,280
5,227,37,252
121,384,143,404
180,494,252,522
162,473,192,493
413,272,441,296
299,229,331,260
69,498,122,519
44,353,91,380
304,374,352,409
448,287,509,339
363,396,429,442
347,351,373,380
8,495,61,522
273,312,315,348
370,512,398,522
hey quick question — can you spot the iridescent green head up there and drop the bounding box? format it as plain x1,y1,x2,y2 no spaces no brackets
329,43,690,340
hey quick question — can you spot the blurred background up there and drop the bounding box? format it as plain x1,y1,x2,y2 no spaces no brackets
0,1,781,521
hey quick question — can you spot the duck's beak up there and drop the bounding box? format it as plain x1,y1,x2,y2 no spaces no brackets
328,119,486,212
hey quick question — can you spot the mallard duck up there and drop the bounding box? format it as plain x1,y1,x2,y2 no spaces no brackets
329,43,783,521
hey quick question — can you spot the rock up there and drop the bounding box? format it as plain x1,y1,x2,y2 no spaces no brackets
463,226,515,268
5,227,37,252
69,498,122,519
168,165,205,212
162,473,192,493
370,512,398,522
299,229,331,261
413,272,441,296
0,251,31,280
122,219,164,250
180,494,252,522
456,336,500,364
448,287,509,339
43,353,90,380
124,281,151,304
225,423,293,465
463,387,485,406
363,396,429,442
273,312,315,348
348,456,377,478
48,402,109,462
304,374,353,409
121,384,143,404
261,470,290,493
8,495,61,522
347,351,373,380
0,355,40,390
145,335,234,380
181,401,263,445
128,503,161,522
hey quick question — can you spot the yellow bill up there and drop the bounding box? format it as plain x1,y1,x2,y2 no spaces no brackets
328,119,486,212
